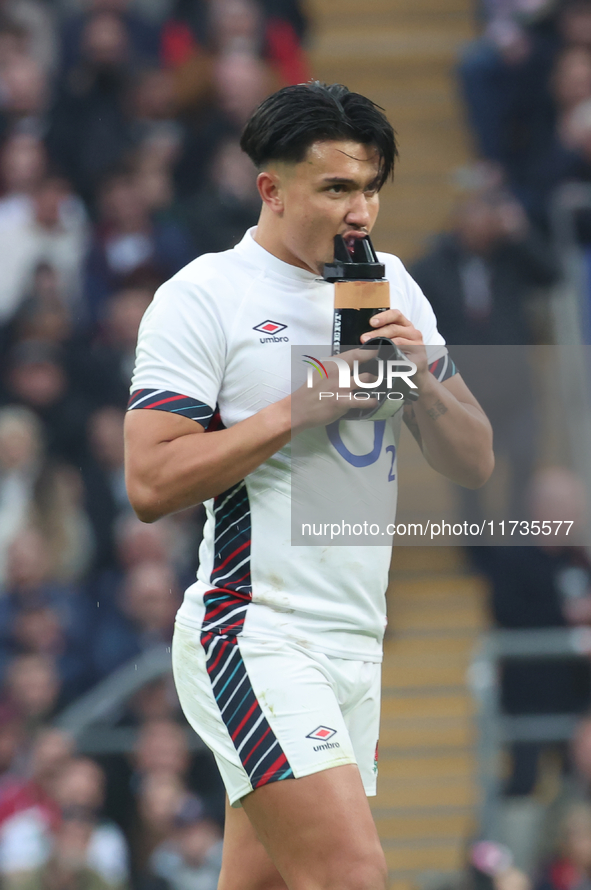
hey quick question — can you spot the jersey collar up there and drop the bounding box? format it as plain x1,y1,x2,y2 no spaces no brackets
235,228,321,284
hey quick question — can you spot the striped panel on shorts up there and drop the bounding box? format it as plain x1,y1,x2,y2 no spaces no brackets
200,479,294,791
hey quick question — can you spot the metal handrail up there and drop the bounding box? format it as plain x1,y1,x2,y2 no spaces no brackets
470,627,591,840
54,644,205,754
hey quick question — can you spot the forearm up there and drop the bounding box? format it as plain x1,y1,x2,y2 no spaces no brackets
407,375,494,488
125,398,293,521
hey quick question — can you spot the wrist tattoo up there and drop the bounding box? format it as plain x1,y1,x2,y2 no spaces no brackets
426,400,448,421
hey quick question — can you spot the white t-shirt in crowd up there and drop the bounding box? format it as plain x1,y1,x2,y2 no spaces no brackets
131,228,445,663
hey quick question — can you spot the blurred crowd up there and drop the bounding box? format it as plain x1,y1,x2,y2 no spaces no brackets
0,0,309,885
420,1,591,889
3,0,591,885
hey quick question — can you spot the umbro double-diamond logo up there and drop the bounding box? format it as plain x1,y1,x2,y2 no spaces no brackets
253,320,289,343
306,726,340,752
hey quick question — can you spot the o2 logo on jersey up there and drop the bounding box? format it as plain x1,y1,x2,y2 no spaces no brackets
326,420,396,481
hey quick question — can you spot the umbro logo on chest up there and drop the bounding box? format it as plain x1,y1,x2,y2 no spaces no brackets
253,320,290,343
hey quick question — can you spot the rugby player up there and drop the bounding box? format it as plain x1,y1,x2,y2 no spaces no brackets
124,82,494,890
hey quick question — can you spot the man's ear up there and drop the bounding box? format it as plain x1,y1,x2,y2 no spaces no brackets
257,169,284,215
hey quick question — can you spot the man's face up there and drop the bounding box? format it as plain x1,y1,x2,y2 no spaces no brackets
266,140,382,275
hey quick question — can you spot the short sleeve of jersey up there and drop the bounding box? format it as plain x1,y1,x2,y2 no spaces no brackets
130,278,225,414
379,253,446,353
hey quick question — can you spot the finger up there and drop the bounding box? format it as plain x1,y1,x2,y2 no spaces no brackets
369,309,411,327
361,327,420,343
392,337,424,346
357,372,379,384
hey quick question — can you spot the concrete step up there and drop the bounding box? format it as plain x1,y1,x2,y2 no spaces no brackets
383,637,475,659
379,750,475,780
373,776,477,809
384,843,465,872
380,718,474,749
389,575,487,601
308,0,472,16
381,692,474,718
376,812,475,840
310,29,473,63
389,546,468,574
387,606,484,634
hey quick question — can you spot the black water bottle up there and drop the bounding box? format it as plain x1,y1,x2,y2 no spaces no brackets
323,234,418,420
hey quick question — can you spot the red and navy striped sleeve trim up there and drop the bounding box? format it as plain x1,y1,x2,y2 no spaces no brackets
429,354,457,383
127,389,214,429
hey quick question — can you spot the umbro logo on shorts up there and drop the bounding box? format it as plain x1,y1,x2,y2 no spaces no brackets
306,726,337,741
253,320,289,343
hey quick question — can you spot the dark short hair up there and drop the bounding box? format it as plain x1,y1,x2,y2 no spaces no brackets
240,82,397,191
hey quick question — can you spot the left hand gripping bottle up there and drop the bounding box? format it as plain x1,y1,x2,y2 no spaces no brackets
323,234,418,420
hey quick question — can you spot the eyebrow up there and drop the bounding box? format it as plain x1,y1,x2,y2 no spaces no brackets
321,177,358,185
321,176,379,188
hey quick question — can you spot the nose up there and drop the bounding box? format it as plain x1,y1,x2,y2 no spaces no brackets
345,192,371,229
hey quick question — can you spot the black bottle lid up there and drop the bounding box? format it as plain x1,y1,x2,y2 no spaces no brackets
322,234,386,282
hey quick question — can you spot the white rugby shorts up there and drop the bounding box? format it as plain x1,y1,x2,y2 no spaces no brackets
172,621,381,806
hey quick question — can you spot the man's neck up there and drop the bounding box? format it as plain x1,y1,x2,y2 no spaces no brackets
253,213,316,274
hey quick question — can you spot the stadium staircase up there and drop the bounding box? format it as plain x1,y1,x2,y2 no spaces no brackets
305,2,488,888
305,0,477,263
377,547,489,890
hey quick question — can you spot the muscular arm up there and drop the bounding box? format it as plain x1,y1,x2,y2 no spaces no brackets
363,308,493,489
403,371,494,488
125,400,293,523
125,349,371,522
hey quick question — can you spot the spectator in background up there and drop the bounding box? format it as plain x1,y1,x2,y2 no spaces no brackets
127,720,191,876
133,720,190,783
126,677,181,727
47,11,137,204
127,67,185,169
90,561,180,680
32,463,95,584
131,771,187,881
7,602,91,704
473,468,591,796
0,417,94,584
513,44,591,225
176,137,260,253
4,341,90,465
162,0,308,105
457,0,557,185
0,703,24,783
536,803,591,890
410,184,558,344
0,53,50,138
60,0,161,80
83,286,154,407
174,51,273,198
410,183,558,521
0,526,93,697
146,794,222,890
0,407,43,585
0,727,73,826
0,0,57,75
0,177,88,326
3,653,62,729
0,133,47,227
82,406,130,571
0,0,308,858
84,171,192,325
0,756,130,887
88,513,175,613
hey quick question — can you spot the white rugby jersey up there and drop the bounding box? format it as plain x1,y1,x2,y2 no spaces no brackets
130,229,446,662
